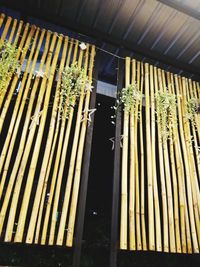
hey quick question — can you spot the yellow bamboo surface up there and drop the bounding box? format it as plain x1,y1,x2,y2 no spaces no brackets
0,13,96,246
120,57,200,253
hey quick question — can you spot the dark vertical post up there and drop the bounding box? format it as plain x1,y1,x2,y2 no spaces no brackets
109,58,124,267
72,50,100,267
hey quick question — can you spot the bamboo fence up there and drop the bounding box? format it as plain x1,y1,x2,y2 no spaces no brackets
0,13,199,254
119,57,200,253
0,13,96,247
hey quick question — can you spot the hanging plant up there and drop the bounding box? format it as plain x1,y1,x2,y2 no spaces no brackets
59,62,88,119
186,97,200,127
0,40,20,97
155,91,177,140
111,83,143,124
120,83,143,113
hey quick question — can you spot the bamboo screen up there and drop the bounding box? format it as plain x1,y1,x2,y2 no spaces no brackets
0,14,95,246
120,57,200,253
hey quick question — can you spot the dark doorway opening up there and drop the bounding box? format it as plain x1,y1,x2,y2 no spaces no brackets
82,93,115,267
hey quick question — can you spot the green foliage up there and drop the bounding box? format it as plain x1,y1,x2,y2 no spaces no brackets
59,62,87,119
0,40,19,96
156,91,177,140
111,83,143,125
186,97,199,127
120,83,143,113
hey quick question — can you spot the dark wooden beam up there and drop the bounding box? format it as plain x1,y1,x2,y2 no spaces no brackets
72,50,100,267
0,1,200,77
109,58,124,267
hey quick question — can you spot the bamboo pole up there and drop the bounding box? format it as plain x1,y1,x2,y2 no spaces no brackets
160,70,176,253
14,34,63,243
0,23,33,131
13,20,23,46
120,57,129,250
175,76,199,253
39,39,75,245
160,69,176,253
166,72,181,253
3,32,57,242
0,16,12,41
145,63,155,250
150,65,162,252
154,67,168,252
196,82,200,99
66,45,96,247
47,41,82,245
55,46,87,246
139,63,147,250
0,13,5,28
8,19,17,43
0,31,51,236
25,36,69,244
172,103,187,253
129,57,136,250
0,27,41,198
134,60,142,250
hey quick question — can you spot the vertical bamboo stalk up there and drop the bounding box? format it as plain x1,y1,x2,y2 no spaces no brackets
66,45,96,247
139,63,147,250
3,32,57,242
39,39,75,245
25,36,69,244
129,57,136,250
150,65,162,251
8,19,17,43
154,67,168,252
0,16,12,41
14,34,63,243
120,57,129,250
167,72,181,253
160,69,176,253
0,31,51,238
145,63,155,250
0,13,5,28
196,82,200,98
159,70,176,252
13,20,23,46
134,60,142,250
